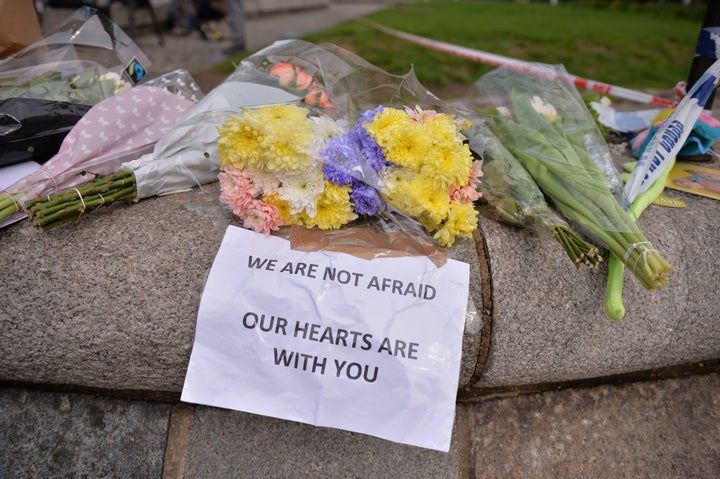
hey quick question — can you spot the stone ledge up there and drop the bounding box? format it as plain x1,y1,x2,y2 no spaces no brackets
1,176,718,397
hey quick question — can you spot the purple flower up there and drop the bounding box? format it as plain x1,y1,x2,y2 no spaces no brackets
321,134,361,186
322,163,353,186
352,127,387,172
358,105,385,125
350,180,384,216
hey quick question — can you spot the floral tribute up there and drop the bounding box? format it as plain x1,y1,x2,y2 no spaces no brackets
268,62,334,108
217,102,482,247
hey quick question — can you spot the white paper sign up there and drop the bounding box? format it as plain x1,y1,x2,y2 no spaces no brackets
181,225,470,452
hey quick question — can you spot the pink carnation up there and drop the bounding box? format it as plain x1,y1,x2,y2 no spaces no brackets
450,185,481,204
404,105,441,124
242,199,283,234
219,166,258,217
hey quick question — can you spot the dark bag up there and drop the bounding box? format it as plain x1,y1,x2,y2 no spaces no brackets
0,98,91,167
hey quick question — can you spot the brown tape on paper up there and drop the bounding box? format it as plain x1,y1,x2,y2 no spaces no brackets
289,226,448,268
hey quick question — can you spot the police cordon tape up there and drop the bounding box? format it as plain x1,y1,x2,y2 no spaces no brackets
360,19,677,108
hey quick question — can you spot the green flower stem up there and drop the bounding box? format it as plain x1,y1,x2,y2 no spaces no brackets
0,192,24,220
604,163,675,319
476,124,602,270
551,225,602,268
25,170,137,232
490,101,671,290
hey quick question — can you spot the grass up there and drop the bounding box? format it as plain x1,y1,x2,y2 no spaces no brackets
219,1,706,96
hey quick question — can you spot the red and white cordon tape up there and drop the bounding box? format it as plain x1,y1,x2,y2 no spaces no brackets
362,20,677,108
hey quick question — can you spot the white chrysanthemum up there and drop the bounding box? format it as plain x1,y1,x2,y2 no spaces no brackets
244,164,280,195
310,115,349,158
277,168,325,216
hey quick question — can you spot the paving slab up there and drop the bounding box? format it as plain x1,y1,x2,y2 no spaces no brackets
182,404,461,478
0,387,171,478
2,372,718,478
466,372,720,479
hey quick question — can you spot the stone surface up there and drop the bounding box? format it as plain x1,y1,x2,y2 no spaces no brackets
466,372,720,478
472,185,720,390
2,169,719,395
0,187,224,393
0,183,485,393
183,404,460,478
3,372,719,478
0,387,171,478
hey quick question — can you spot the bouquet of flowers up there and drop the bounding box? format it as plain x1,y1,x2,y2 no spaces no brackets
469,64,671,290
20,59,302,231
1,69,202,228
468,120,602,269
217,102,481,247
22,40,484,247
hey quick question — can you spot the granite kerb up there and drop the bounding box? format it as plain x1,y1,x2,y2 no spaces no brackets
1,178,718,400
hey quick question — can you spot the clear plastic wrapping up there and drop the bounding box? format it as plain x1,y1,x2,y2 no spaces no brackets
466,64,671,289
0,70,202,227
212,40,482,248
0,7,152,167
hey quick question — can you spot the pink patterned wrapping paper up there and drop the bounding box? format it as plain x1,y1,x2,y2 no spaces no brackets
1,85,196,226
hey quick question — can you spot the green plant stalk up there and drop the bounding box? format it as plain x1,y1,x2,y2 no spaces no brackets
25,170,137,232
551,225,602,268
604,162,674,320
25,176,134,218
495,120,670,289
510,88,611,185
476,122,602,268
501,120,629,232
0,192,24,220
30,186,136,231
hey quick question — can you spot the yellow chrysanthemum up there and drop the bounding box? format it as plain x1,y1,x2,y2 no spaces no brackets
217,116,264,169
304,182,357,230
433,202,479,247
383,174,450,226
419,140,473,190
217,104,314,173
263,193,304,226
365,108,427,170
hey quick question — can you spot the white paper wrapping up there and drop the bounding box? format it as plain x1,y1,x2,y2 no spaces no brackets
126,82,299,199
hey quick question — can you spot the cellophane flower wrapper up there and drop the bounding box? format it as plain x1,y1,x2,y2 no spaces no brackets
0,7,151,167
18,43,307,230
0,69,202,228
213,40,483,248
466,64,671,289
0,6,149,103
467,63,626,201
464,120,602,268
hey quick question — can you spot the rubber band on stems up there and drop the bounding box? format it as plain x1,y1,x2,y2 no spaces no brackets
73,188,87,215
2,191,20,213
623,241,657,275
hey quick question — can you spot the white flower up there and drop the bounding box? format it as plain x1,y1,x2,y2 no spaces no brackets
497,106,511,118
244,164,280,195
310,116,348,158
99,72,131,94
530,95,558,122
277,168,325,216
